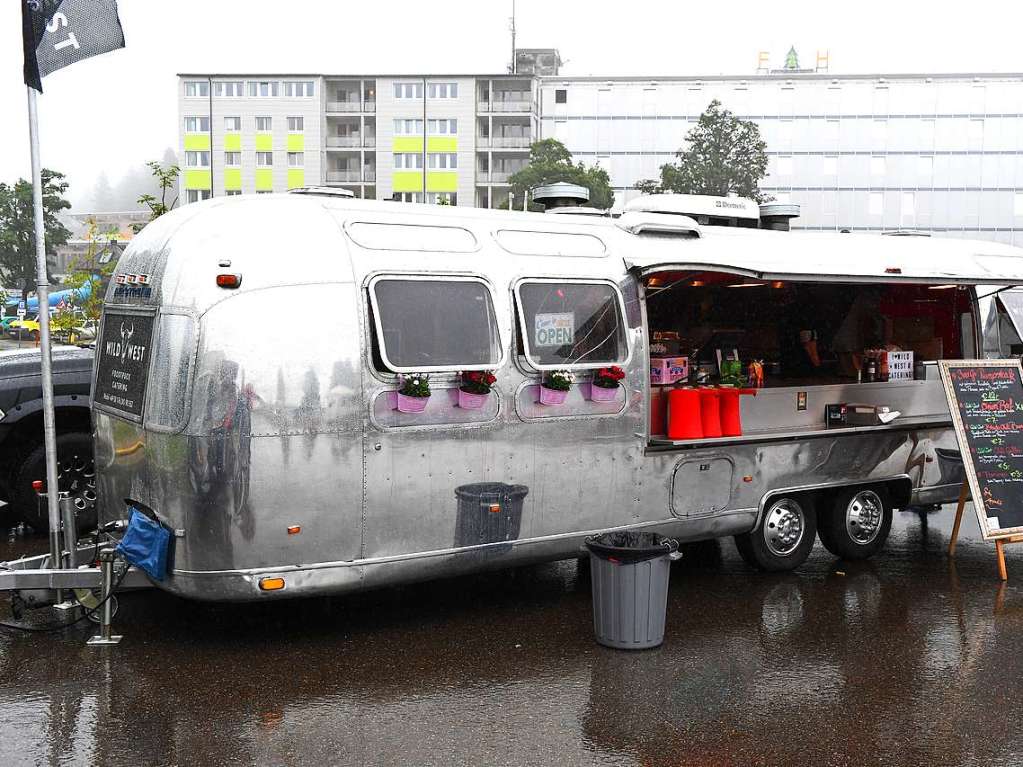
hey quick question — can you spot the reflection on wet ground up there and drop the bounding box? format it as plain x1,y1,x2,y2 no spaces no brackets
2,505,1023,766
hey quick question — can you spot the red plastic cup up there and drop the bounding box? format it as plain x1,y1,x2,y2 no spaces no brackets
667,388,703,440
699,388,722,438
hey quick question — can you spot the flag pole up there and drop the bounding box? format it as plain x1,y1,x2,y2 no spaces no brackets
25,85,63,572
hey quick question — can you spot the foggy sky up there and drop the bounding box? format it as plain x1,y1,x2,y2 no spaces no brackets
1,0,1021,210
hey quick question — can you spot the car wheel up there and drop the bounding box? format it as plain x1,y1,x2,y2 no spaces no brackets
735,495,817,572
817,486,892,560
12,431,97,533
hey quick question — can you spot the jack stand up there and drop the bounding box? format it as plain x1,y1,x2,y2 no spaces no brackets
87,548,122,646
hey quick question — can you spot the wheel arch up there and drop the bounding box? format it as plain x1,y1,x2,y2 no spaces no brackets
754,475,912,529
0,403,93,479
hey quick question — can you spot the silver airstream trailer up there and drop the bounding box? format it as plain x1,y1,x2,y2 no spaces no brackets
18,193,1023,604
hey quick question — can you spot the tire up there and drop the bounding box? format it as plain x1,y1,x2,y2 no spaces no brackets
735,495,817,572
817,486,892,560
11,431,96,533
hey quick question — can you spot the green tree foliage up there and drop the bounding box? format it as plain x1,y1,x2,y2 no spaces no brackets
51,218,119,340
507,139,615,210
634,100,770,203
0,169,71,304
134,160,179,232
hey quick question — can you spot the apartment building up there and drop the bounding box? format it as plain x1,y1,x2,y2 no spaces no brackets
178,64,1023,243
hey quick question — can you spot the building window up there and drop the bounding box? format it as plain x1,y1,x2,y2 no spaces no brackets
224,190,242,196
427,82,458,99
287,152,304,168
224,152,241,167
871,119,887,144
368,276,502,373
256,190,272,195
393,119,424,136
256,152,273,167
283,81,314,97
184,116,210,133
427,193,456,205
224,116,241,131
918,155,933,175
393,82,423,100
555,89,567,104
394,153,423,170
287,116,304,132
823,156,838,175
185,189,211,203
184,81,208,98
393,192,424,203
428,153,457,170
868,192,884,216
248,81,279,97
870,156,886,175
256,116,272,132
969,119,985,149
1014,193,1023,217
213,81,243,97
185,151,210,168
776,155,793,176
428,119,457,135
515,280,628,369
901,192,915,225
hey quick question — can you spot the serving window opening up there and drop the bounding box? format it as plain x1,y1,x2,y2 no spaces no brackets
643,270,976,443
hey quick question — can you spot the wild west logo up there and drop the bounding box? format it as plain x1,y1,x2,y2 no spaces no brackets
104,320,147,365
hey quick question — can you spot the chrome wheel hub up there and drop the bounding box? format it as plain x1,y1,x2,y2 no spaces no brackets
846,490,883,544
763,499,805,557
58,451,97,512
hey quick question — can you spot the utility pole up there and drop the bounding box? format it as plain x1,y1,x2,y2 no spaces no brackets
510,0,517,74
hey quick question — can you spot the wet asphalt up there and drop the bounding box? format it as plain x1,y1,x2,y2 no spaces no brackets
1,505,1022,767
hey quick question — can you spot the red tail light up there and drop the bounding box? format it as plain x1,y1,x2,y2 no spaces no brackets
216,273,242,288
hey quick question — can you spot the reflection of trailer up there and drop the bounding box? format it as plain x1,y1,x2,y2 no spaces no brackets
5,193,1023,606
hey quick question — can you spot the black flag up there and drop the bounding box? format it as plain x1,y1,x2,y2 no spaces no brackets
22,0,125,93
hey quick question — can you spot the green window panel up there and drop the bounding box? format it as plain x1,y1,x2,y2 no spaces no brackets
392,171,423,193
223,133,242,152
287,169,305,189
392,137,424,153
426,172,458,193
287,134,305,152
255,168,273,191
223,168,242,190
255,133,273,152
183,169,212,190
184,134,211,151
426,137,457,153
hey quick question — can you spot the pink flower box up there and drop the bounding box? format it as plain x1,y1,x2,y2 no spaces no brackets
395,392,430,413
539,385,569,406
588,382,619,401
458,389,489,409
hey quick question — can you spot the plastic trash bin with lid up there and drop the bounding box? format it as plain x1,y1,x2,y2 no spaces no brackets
584,531,681,649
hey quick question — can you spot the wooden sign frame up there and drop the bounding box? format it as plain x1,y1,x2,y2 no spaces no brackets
939,358,1023,542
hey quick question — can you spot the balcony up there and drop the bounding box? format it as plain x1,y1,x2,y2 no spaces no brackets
326,136,363,148
327,170,364,183
363,169,376,182
490,136,531,149
490,99,532,113
326,100,376,113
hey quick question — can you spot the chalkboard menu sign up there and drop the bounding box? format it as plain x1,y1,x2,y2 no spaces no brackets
940,359,1023,539
94,312,156,421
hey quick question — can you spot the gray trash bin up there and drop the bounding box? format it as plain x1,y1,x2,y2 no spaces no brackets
585,532,680,650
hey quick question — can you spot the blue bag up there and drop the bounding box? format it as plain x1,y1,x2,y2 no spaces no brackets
115,507,171,581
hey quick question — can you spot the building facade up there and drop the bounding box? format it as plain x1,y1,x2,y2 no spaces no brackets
178,68,1023,243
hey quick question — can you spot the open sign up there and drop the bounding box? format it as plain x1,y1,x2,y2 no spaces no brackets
534,313,574,348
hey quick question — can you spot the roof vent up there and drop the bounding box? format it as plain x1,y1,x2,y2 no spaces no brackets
616,211,701,238
758,202,801,231
625,194,759,228
532,182,590,210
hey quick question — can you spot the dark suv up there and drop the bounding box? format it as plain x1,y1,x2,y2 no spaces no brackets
0,346,95,531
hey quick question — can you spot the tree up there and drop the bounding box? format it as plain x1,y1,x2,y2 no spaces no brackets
134,160,179,233
507,138,615,210
634,100,770,203
0,169,72,305
52,218,119,340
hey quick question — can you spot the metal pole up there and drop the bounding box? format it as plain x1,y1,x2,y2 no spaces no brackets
59,493,77,569
25,87,62,572
87,548,122,646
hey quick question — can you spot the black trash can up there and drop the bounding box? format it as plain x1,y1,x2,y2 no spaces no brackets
454,483,529,550
585,532,679,650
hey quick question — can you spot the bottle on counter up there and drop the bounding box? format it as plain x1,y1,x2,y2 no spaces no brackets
865,357,877,383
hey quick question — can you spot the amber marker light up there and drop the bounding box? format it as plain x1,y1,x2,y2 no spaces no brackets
489,504,501,514
287,525,301,535
259,577,286,591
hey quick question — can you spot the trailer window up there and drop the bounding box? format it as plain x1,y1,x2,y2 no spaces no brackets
369,277,502,372
515,280,628,368
144,313,196,431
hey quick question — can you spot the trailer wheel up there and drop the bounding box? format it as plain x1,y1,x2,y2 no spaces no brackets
817,486,892,560
12,432,97,533
735,496,817,572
